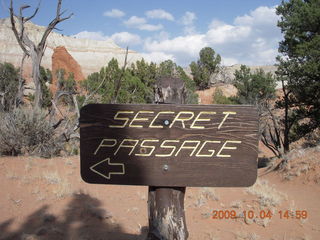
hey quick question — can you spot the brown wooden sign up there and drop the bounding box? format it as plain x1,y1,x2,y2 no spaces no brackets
80,104,259,187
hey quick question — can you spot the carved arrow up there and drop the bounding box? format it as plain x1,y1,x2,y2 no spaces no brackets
90,158,125,180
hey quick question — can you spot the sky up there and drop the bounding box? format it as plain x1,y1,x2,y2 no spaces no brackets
1,0,283,67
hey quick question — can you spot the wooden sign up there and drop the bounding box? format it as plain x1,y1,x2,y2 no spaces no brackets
80,104,259,187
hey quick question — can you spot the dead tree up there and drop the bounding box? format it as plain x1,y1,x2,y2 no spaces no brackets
9,0,73,108
111,46,129,104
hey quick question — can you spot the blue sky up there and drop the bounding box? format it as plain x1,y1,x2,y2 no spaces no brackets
1,0,282,66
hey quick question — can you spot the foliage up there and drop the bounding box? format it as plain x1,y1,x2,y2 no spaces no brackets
212,89,238,105
55,68,77,107
231,65,280,156
130,59,157,88
40,66,53,108
233,65,277,105
80,58,153,104
157,60,179,78
27,67,53,108
80,58,198,105
276,0,320,142
190,47,221,90
56,69,77,93
0,107,62,157
0,62,19,111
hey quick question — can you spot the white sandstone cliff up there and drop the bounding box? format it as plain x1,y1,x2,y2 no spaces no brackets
0,18,142,77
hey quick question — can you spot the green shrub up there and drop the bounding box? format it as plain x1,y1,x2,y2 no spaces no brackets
0,62,20,111
0,107,62,157
212,89,238,104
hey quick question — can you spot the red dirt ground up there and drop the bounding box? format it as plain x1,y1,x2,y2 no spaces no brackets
0,145,319,240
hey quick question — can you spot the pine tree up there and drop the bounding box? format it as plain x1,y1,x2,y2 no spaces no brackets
276,0,320,148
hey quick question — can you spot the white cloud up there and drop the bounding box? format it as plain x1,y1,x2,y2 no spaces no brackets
110,32,142,46
124,16,146,26
103,9,125,18
181,11,196,25
72,31,142,48
124,16,163,31
141,6,281,66
234,6,278,26
144,34,206,66
209,19,226,29
139,24,163,31
180,11,197,35
145,35,206,56
141,52,175,64
206,23,251,44
72,31,108,41
145,9,174,21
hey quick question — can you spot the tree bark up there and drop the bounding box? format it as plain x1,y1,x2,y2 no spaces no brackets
31,50,42,108
282,78,290,153
147,77,188,240
147,187,188,240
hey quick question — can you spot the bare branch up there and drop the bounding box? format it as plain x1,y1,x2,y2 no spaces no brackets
15,52,27,107
9,0,29,56
111,46,129,104
82,73,108,106
38,0,73,51
20,5,30,16
72,94,80,119
25,1,41,22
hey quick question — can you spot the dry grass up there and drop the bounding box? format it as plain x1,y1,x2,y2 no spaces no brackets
5,170,19,180
42,171,61,184
246,179,287,208
236,231,260,240
205,232,220,240
25,157,34,171
194,188,219,208
53,178,73,199
31,186,41,195
282,146,320,181
8,196,22,205
65,158,73,166
136,191,146,200
230,200,242,209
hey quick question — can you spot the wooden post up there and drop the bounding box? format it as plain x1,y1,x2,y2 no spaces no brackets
147,77,189,240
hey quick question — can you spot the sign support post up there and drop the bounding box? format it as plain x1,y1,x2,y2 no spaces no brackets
147,77,188,240
147,186,188,239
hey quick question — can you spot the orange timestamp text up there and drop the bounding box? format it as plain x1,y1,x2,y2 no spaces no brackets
212,210,308,220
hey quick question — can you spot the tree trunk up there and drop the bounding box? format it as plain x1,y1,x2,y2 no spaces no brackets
147,187,188,240
283,103,290,153
282,80,290,154
16,53,27,108
31,50,42,108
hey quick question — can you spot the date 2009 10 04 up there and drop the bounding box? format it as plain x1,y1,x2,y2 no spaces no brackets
212,210,308,220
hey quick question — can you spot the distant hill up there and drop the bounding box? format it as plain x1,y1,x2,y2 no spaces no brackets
0,18,142,79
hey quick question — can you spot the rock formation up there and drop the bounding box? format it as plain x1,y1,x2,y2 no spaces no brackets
51,46,85,93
